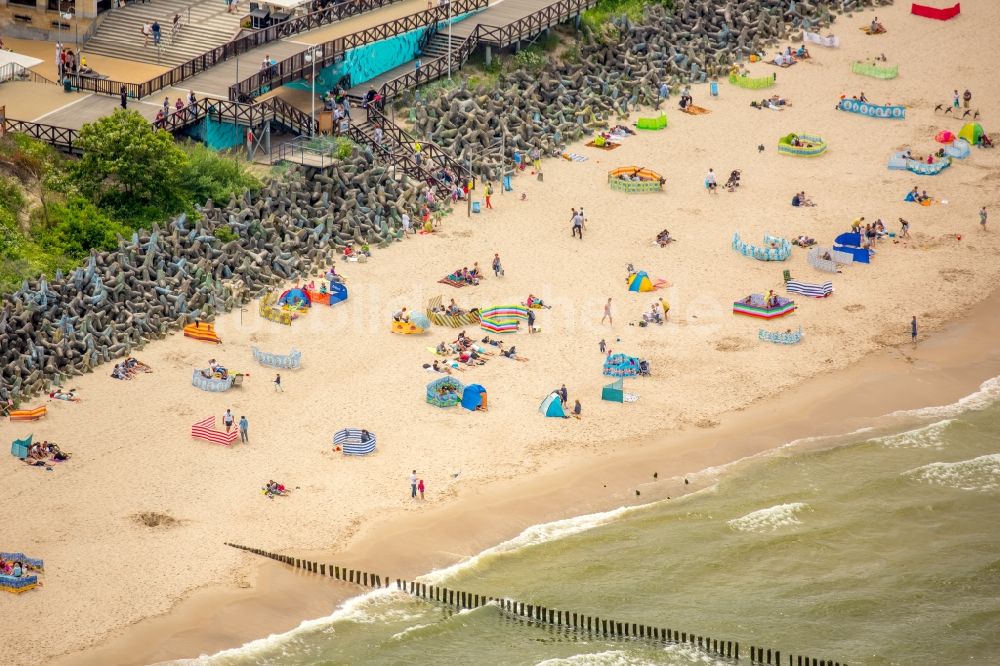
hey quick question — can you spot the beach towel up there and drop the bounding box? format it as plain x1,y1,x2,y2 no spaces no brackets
859,25,887,35
438,275,466,288
802,31,840,47
585,140,621,150
682,105,711,115
561,152,588,162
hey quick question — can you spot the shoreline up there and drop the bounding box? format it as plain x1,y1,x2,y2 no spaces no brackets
62,285,1000,666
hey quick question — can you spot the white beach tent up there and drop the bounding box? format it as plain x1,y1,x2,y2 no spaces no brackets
0,50,44,83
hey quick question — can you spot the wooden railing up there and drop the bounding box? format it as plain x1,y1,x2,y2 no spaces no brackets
227,0,488,101
475,0,598,47
70,0,405,100
2,119,81,153
376,32,477,100
373,0,598,101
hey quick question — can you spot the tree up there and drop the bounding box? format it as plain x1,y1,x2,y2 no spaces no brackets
72,110,187,212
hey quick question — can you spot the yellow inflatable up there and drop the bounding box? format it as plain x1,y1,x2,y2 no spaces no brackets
392,320,425,335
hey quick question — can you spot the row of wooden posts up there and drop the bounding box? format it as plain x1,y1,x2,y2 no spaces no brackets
224,542,847,666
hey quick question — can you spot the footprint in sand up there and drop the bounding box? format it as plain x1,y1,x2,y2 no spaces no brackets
714,336,749,352
939,268,973,283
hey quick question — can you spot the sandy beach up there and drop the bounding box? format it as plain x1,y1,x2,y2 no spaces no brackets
3,2,1000,664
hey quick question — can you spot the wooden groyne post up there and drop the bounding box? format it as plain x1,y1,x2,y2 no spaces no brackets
223,543,845,665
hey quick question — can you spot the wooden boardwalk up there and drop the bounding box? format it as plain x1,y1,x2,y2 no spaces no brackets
449,0,557,40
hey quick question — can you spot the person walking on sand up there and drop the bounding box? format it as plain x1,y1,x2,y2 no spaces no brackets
599,338,606,354
980,206,988,231
911,316,918,345
899,217,910,239
952,89,960,109
484,181,493,209
963,89,972,109
418,479,425,500
558,384,568,406
223,409,234,433
705,168,717,192
238,415,249,442
602,297,613,325
492,253,503,277
571,209,585,239
410,470,417,498
273,373,283,392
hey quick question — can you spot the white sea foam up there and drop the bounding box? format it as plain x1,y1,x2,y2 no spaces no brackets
535,650,650,666
727,503,809,532
888,376,1000,420
873,419,955,450
907,453,1000,492
156,587,401,665
418,504,636,585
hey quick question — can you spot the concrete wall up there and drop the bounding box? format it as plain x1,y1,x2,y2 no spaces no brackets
0,0,98,41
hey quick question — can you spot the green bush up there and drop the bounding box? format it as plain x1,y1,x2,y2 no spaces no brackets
179,142,261,205
35,196,127,259
72,110,188,214
581,0,672,32
214,225,237,243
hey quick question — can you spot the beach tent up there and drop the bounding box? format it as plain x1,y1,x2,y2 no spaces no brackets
627,271,658,292
426,376,465,408
834,232,871,264
958,122,984,145
278,288,310,309
461,384,488,411
603,353,645,377
539,393,566,418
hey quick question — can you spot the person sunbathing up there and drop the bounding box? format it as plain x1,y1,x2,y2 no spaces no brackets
500,346,529,362
49,388,80,401
432,360,451,374
43,442,70,461
481,336,503,347
525,294,551,309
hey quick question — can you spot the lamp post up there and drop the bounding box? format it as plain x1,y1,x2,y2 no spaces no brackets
304,45,323,137
447,0,452,80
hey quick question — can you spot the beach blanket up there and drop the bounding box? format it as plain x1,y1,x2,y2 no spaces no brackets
438,275,466,288
561,152,588,162
802,31,839,47
682,105,711,115
859,25,887,35
585,140,621,150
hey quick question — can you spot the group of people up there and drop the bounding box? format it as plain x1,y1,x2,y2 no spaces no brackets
772,44,808,66
263,480,290,498
22,440,71,467
791,191,815,207
111,357,152,380
0,557,38,578
153,91,198,125
907,186,932,204
55,42,98,81
551,384,582,419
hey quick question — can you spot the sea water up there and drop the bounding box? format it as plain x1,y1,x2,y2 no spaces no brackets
173,379,1000,666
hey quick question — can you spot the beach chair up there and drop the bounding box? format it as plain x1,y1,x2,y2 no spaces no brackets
783,269,792,283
